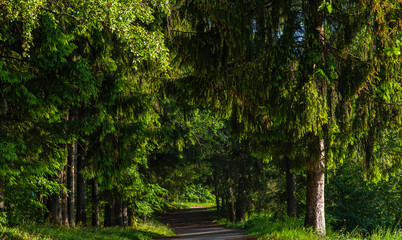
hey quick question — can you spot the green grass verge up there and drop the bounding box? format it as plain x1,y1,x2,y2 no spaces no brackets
168,202,215,209
0,220,174,240
215,214,402,240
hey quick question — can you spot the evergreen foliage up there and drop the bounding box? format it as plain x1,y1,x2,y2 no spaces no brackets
0,0,400,239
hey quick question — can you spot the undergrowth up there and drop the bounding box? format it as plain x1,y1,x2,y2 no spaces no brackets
216,213,402,240
0,219,174,240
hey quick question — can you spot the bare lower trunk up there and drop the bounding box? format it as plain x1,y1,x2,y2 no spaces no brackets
67,139,76,228
104,202,113,227
61,164,69,226
222,195,228,218
47,194,62,224
104,190,115,226
215,193,220,218
0,193,4,213
235,178,247,222
76,142,86,226
122,202,128,226
214,174,220,218
91,179,100,226
305,138,326,235
285,157,297,217
1,93,7,217
47,170,63,224
229,186,236,223
128,207,133,227
114,196,123,227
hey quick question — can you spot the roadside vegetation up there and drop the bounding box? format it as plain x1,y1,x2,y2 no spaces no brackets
217,214,402,240
0,220,174,240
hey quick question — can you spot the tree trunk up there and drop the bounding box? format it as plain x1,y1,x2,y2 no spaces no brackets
104,190,115,226
214,173,220,218
285,157,297,217
114,195,123,227
303,0,326,235
76,142,86,226
91,179,100,226
122,202,128,226
215,192,220,218
0,192,4,214
61,164,69,226
47,170,63,224
235,178,247,222
67,138,77,228
104,202,113,227
304,138,326,235
229,186,236,223
128,207,133,227
222,195,228,218
47,194,62,224
0,93,7,218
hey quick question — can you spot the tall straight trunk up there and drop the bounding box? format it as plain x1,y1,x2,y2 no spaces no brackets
285,157,297,217
104,202,113,227
303,0,326,235
91,179,100,226
61,164,69,226
114,197,123,227
215,192,220,218
1,93,7,215
67,138,77,227
122,202,128,226
0,193,4,213
214,173,220,218
128,207,133,227
47,170,63,224
235,178,247,222
305,138,326,235
229,186,236,223
76,142,86,226
47,194,62,224
104,190,115,226
222,195,228,218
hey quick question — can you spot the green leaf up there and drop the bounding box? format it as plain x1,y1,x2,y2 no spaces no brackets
318,1,327,12
327,4,333,14
384,47,401,56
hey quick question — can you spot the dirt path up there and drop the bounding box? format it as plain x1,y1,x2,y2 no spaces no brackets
157,207,255,240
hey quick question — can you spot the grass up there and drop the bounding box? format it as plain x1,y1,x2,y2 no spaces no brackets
0,220,174,240
168,201,215,209
215,213,402,240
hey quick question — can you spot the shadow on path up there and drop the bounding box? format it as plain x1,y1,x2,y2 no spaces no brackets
157,207,255,240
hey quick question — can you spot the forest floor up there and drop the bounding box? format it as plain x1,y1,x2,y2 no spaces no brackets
157,207,255,240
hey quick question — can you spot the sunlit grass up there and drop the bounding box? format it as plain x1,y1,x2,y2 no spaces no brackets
168,202,215,209
0,219,174,240
215,213,402,240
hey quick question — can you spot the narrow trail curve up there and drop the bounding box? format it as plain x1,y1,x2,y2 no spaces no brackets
157,207,255,240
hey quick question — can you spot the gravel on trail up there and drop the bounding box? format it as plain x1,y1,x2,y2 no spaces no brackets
157,207,255,240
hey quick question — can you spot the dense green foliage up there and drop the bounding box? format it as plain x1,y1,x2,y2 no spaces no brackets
0,0,401,239
327,164,401,233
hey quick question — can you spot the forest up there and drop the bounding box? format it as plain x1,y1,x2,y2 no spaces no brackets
0,0,401,239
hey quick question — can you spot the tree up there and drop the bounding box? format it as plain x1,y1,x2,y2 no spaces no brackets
0,0,170,226
169,0,401,235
